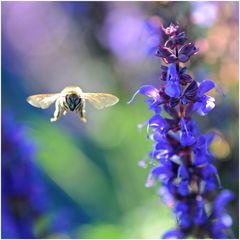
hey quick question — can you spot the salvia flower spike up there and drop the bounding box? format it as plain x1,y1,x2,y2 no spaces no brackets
129,23,234,239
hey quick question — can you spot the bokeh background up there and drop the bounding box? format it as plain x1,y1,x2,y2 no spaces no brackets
1,1,239,238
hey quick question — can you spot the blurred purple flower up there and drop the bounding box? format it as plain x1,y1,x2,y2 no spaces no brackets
191,2,218,27
174,201,191,229
2,111,47,238
162,229,185,239
209,190,235,238
100,5,162,62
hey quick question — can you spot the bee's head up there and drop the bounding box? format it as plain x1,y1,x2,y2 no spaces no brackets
66,94,81,111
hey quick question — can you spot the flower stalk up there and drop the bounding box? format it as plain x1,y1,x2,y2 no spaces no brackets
129,23,234,239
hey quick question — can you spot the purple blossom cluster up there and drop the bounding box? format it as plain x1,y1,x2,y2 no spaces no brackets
2,111,48,238
129,23,234,239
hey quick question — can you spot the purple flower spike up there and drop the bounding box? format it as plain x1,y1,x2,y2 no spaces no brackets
130,23,233,239
165,63,181,98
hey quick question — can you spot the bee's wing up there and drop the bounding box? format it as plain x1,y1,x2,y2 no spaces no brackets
82,93,119,109
27,93,59,109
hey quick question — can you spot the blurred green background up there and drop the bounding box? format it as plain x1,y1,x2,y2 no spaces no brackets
1,1,239,238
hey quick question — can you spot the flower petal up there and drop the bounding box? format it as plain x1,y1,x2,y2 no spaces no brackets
194,96,215,116
214,190,234,213
178,164,189,180
128,85,160,104
193,197,207,224
151,165,174,183
201,95,215,114
180,118,196,146
178,180,189,196
148,114,168,132
165,81,181,98
198,80,215,97
158,186,175,207
165,63,181,98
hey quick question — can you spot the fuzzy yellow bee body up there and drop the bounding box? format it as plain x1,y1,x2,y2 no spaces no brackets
27,86,119,122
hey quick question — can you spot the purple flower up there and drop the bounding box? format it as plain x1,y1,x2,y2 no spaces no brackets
210,191,234,238
161,66,192,86
193,133,214,166
174,201,191,229
165,63,181,98
151,164,174,184
194,80,216,116
213,190,234,217
158,186,175,207
2,111,48,238
162,229,185,239
180,118,196,146
149,114,169,133
144,17,162,54
128,85,162,112
177,164,190,196
177,164,189,180
193,197,207,225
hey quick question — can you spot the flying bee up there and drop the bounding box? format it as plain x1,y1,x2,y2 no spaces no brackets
27,86,119,122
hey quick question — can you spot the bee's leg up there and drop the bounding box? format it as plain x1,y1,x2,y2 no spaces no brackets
63,108,68,116
50,99,62,122
77,100,87,123
79,108,87,123
62,99,69,116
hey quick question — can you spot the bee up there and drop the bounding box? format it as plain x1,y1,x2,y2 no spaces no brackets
27,86,119,122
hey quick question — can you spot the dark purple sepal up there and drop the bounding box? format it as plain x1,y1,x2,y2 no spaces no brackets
178,42,199,63
183,80,198,101
156,46,177,63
